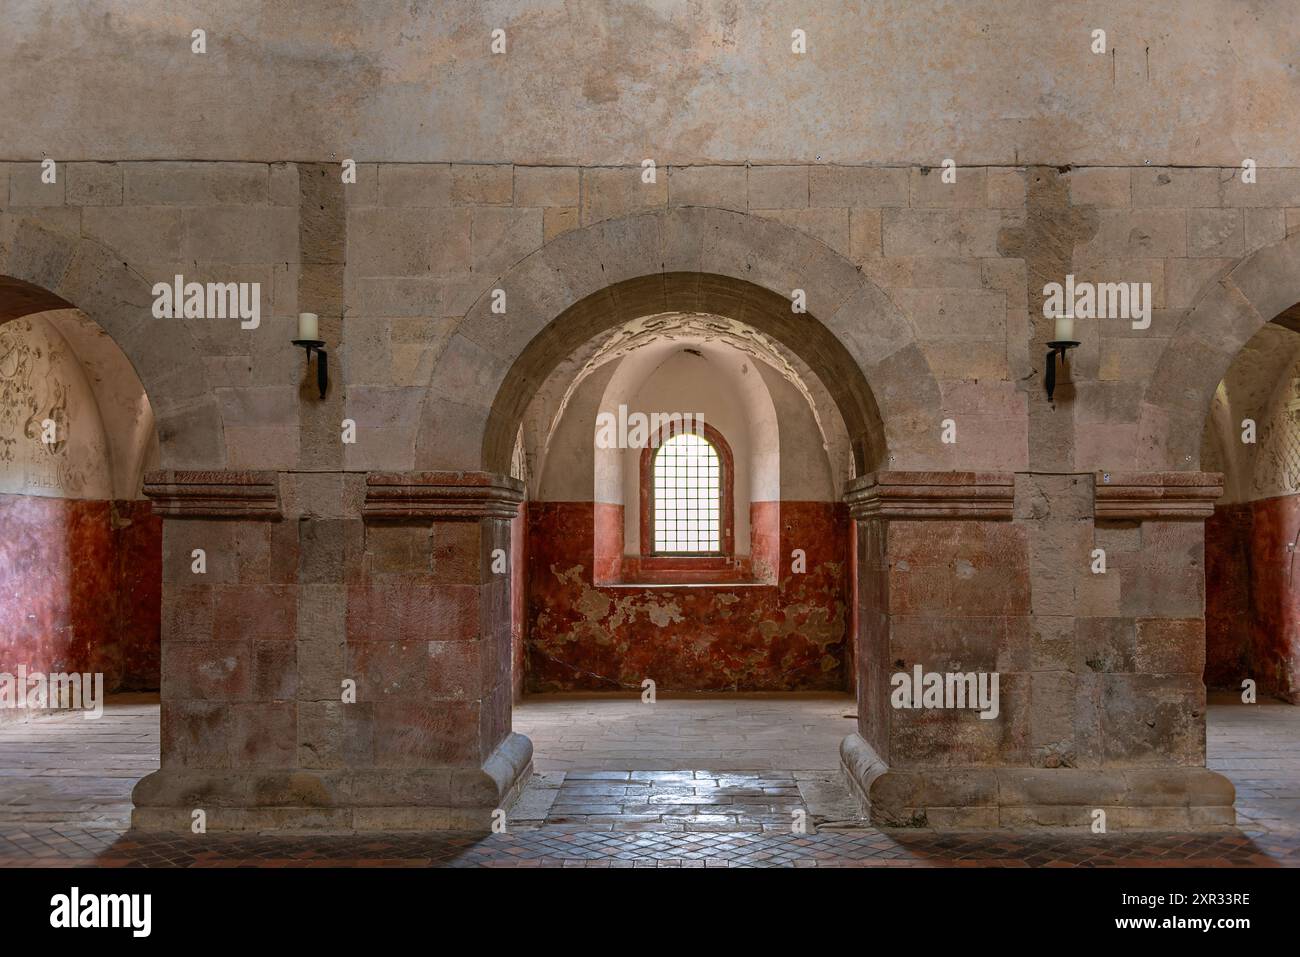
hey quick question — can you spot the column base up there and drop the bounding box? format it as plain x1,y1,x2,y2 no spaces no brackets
131,732,534,832
840,733,1236,829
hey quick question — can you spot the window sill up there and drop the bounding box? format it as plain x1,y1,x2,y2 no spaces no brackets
605,580,775,590
619,555,754,585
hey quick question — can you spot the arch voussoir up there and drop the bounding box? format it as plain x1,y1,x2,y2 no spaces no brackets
542,212,662,305
657,205,711,274
0,214,79,293
1226,233,1300,328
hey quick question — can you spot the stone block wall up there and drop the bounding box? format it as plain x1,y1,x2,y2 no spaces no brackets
7,158,1300,478
338,158,1288,477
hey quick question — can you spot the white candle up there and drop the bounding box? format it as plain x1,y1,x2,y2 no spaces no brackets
1054,314,1074,342
298,312,319,341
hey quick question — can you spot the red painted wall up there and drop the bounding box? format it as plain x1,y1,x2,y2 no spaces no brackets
591,501,623,585
0,493,162,695
525,500,850,692
1205,504,1253,691
1205,497,1300,702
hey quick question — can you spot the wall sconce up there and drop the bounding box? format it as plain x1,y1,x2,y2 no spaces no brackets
292,312,328,399
1045,312,1079,402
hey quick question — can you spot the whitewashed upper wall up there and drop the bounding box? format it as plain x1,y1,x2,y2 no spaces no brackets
3,0,1296,166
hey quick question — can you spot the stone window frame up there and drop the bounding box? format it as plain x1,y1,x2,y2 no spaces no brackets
637,420,736,575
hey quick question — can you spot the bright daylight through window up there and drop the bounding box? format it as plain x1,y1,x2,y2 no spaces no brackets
652,433,721,552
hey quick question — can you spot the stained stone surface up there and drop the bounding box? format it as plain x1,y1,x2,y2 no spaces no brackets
1,2,1298,832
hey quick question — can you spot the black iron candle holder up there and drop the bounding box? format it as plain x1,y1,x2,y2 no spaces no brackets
1045,339,1080,402
292,338,328,399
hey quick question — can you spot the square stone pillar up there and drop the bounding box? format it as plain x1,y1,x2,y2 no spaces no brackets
355,470,531,829
131,469,531,830
840,470,1236,829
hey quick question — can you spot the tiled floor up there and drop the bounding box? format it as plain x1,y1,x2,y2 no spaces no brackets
511,693,856,771
0,821,1295,868
0,692,1297,867
1206,691,1300,832
0,693,158,828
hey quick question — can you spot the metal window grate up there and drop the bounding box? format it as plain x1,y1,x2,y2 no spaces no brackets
653,433,721,552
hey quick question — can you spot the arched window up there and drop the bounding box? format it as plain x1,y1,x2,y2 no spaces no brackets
653,432,721,552
639,421,734,564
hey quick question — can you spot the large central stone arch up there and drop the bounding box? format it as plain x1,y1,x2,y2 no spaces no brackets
414,207,942,475
1137,230,1300,471
0,216,224,468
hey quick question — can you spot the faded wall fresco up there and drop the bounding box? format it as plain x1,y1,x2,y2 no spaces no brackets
0,316,110,499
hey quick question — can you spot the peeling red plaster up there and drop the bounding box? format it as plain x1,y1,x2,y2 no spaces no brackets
525,500,850,692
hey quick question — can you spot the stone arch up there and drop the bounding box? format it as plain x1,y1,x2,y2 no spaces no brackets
0,217,225,468
414,207,941,476
1138,229,1300,470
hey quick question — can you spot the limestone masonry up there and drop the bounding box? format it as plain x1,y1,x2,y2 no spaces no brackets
1,1,1298,836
